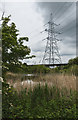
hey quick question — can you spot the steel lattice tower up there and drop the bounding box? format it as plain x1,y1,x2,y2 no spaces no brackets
42,13,62,64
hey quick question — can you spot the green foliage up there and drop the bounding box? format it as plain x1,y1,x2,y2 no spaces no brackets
50,57,78,75
2,15,35,74
30,65,52,74
65,65,78,75
51,66,61,73
2,82,78,119
22,65,52,74
68,57,78,65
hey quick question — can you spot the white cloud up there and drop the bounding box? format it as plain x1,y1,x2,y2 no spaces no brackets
0,1,76,64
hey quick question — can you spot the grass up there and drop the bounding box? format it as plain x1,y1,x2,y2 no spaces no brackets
35,73,76,90
2,72,78,119
2,81,77,119
5,72,76,92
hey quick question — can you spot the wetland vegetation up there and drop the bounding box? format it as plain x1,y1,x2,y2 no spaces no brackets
1,16,78,119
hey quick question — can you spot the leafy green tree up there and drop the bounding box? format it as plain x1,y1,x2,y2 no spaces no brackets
2,15,35,75
68,57,78,65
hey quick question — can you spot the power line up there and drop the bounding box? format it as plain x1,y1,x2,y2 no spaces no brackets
42,13,62,65
54,2,74,22
53,2,67,20
58,3,75,24
26,3,75,40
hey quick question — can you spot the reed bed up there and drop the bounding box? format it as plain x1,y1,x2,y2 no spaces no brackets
3,72,77,118
3,81,77,119
35,74,76,90
5,72,77,93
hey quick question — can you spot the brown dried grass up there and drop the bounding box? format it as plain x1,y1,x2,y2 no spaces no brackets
6,72,77,92
35,73,76,90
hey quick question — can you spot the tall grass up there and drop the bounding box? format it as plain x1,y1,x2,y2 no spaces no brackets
2,72,78,119
35,73,76,90
2,81,77,119
5,72,76,92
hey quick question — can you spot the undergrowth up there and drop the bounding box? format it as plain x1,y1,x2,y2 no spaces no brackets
2,81,78,119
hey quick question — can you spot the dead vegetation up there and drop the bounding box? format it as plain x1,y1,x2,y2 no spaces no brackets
5,72,77,93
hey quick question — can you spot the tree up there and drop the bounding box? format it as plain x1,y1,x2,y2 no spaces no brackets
68,57,78,65
2,15,35,74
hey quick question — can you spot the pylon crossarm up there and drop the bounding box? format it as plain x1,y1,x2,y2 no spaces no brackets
42,13,62,64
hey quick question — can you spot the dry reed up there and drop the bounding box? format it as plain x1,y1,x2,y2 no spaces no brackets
5,72,77,93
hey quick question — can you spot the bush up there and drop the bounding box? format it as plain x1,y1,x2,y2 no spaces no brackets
68,57,78,65
66,65,78,76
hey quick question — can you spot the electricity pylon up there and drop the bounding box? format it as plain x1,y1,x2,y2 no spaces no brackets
42,13,62,64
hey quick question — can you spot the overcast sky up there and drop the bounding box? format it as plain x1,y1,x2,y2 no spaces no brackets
0,1,76,64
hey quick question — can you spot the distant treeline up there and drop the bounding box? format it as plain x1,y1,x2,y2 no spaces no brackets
6,57,78,75
51,57,78,75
